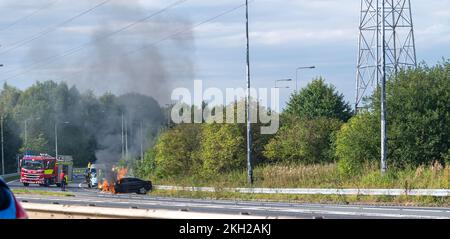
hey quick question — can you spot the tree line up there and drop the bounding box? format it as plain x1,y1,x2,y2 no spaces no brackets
0,81,165,172
136,62,450,180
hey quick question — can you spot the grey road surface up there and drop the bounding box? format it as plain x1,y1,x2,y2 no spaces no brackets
8,179,450,219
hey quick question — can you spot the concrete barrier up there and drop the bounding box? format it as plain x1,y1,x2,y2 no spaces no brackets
22,203,284,219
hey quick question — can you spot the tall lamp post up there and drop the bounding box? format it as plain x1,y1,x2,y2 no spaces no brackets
55,121,70,160
1,115,4,175
1,63,4,175
275,79,292,89
295,66,316,92
165,103,172,128
245,0,253,185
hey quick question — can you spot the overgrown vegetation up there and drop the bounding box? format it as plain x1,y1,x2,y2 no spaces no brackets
136,62,450,191
0,81,164,169
144,162,450,190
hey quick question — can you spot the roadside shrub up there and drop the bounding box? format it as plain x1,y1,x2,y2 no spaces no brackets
264,116,342,164
154,124,201,178
335,112,380,175
372,62,450,166
198,123,246,176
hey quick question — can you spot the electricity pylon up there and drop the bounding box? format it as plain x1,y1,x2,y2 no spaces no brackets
356,0,417,110
356,0,417,173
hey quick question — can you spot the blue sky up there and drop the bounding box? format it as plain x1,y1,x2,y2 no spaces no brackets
0,0,449,108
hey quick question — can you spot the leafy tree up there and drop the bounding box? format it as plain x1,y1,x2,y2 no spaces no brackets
1,115,22,173
154,124,201,178
0,80,165,169
0,84,23,173
135,148,156,179
20,133,48,155
285,78,353,122
198,123,245,176
334,112,380,175
335,62,450,173
371,62,450,166
264,116,342,164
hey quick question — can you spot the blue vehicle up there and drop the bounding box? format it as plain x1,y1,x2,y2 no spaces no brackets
0,178,28,219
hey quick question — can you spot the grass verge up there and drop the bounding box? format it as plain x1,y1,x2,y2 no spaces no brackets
1,175,20,183
147,163,450,190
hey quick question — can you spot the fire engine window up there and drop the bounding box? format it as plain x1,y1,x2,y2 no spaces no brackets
22,160,44,170
47,161,55,169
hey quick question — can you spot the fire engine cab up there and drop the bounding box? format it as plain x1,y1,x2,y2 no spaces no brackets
20,154,73,187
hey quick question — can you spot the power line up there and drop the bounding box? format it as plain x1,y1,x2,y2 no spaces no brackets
0,0,60,33
0,1,249,83
125,1,250,56
0,0,113,57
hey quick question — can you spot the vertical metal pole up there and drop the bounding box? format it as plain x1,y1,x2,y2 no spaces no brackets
24,120,27,154
165,104,171,128
140,121,144,161
381,0,388,173
245,0,253,185
1,115,5,175
408,0,417,67
55,123,58,160
376,0,380,85
125,118,128,160
391,0,398,73
121,113,124,159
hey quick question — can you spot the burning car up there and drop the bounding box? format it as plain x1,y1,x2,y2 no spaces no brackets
98,167,152,194
113,177,152,194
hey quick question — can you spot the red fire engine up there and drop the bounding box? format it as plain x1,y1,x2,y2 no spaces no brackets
20,154,73,187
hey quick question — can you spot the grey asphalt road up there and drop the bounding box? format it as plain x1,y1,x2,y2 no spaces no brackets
8,178,450,219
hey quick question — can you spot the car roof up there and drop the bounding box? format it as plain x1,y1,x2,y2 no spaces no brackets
120,177,140,180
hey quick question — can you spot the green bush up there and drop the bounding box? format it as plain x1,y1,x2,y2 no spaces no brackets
335,112,380,175
154,124,201,178
264,116,342,164
198,123,246,176
372,62,450,166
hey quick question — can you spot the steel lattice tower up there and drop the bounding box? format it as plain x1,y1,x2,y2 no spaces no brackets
355,0,417,110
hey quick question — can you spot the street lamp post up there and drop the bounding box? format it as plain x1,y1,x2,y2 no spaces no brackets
1,115,4,175
140,121,144,161
0,64,4,175
295,66,316,92
165,103,171,128
55,121,70,160
275,79,292,89
245,0,253,185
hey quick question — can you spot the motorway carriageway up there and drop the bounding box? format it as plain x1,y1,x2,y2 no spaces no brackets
7,179,450,219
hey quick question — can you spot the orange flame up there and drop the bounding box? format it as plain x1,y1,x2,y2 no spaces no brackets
98,167,128,194
117,168,128,181
99,180,116,194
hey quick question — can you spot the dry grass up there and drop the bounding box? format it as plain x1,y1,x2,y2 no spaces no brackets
149,162,450,190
